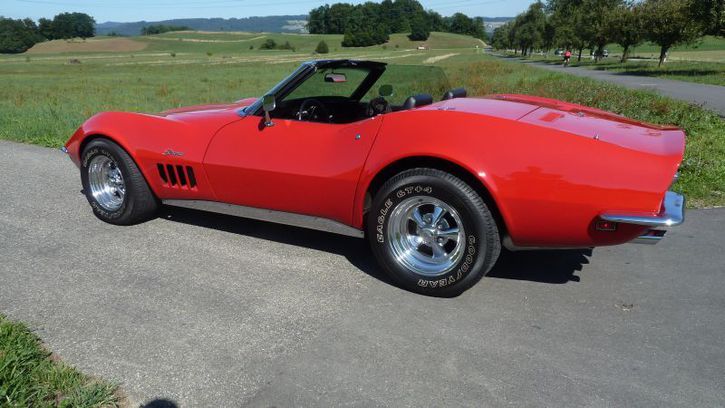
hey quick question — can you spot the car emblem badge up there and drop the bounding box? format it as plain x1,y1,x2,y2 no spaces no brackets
163,149,184,157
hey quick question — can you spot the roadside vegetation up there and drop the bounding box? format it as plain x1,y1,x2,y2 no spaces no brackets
501,36,725,86
490,0,724,76
0,314,120,407
535,58,724,86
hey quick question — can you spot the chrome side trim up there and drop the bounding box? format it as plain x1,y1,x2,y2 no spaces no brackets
601,191,685,228
162,199,365,238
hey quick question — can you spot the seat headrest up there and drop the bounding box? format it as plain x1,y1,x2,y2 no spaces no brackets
442,88,467,100
403,94,434,110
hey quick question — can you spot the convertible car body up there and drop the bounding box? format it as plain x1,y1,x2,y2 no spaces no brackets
64,59,685,296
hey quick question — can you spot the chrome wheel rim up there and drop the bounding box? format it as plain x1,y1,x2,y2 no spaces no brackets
88,155,125,212
387,196,466,277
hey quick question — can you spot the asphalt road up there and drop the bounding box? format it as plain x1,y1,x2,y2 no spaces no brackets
500,56,725,117
1,140,724,407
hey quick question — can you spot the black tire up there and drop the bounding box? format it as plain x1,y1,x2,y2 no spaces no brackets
367,168,501,297
81,138,158,225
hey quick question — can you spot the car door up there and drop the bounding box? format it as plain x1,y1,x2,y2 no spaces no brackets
203,114,383,226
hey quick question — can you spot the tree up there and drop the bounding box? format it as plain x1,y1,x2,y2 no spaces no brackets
408,15,430,41
582,0,622,62
641,0,706,66
491,22,514,50
50,12,95,39
427,11,446,32
38,17,53,39
0,17,43,53
547,0,588,60
315,40,329,53
690,0,724,36
607,2,645,62
509,2,547,56
306,1,486,42
307,5,329,34
140,24,190,35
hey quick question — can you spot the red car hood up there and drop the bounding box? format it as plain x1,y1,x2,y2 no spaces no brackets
156,97,258,125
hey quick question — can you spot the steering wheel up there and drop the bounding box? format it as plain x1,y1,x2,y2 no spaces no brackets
297,99,331,123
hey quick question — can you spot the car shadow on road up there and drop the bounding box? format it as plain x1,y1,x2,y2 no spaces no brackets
141,399,179,408
161,207,396,286
162,207,591,287
489,248,592,284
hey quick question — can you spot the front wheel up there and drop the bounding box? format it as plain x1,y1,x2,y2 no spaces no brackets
367,168,501,297
81,138,158,225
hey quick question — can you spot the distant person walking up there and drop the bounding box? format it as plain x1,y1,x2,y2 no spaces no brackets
563,49,572,67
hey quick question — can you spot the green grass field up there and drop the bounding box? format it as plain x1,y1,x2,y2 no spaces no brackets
0,31,723,207
0,314,121,407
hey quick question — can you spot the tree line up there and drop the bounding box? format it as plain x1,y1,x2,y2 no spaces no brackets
307,0,487,47
490,0,724,66
0,12,95,53
140,24,191,35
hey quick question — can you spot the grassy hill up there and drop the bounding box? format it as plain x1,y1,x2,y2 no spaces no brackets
24,31,485,55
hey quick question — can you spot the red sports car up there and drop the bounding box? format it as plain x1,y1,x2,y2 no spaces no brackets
64,59,685,297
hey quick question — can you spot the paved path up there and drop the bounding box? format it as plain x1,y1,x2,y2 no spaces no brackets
1,140,724,407
498,56,725,116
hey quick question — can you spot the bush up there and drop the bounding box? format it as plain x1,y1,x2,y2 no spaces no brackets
280,41,295,51
249,45,254,50
259,39,295,51
206,51,213,57
315,40,329,54
259,39,277,49
342,28,388,47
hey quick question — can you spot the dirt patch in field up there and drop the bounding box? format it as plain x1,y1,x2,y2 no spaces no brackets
423,53,460,64
26,38,148,54
146,35,265,43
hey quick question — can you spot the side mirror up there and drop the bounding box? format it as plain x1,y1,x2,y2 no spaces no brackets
262,94,275,127
262,94,276,112
379,84,394,97
324,73,347,83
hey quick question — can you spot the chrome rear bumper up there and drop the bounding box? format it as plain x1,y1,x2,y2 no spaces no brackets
602,191,685,245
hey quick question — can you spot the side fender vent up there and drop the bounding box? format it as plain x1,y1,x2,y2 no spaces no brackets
157,163,198,190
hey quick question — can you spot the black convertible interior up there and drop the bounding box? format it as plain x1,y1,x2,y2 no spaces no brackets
255,60,467,125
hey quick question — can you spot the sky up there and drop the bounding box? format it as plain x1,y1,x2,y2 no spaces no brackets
3,0,538,23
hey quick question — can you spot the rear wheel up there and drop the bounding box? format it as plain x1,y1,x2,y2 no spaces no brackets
367,168,501,297
81,138,158,225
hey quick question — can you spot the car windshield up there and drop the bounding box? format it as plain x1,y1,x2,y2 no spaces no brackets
286,67,371,100
244,61,452,117
362,64,450,105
